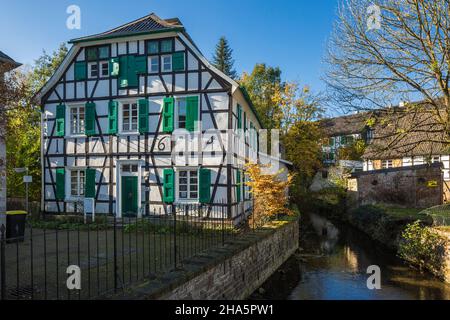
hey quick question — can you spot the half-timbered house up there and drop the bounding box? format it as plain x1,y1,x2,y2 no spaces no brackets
36,13,264,221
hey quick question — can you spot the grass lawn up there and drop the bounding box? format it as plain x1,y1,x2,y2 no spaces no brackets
379,206,424,220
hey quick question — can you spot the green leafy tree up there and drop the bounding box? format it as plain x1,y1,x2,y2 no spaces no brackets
6,43,68,202
212,36,237,79
240,63,284,130
338,139,366,161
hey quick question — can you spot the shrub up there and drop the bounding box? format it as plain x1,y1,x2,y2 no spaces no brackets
398,220,446,273
245,163,294,229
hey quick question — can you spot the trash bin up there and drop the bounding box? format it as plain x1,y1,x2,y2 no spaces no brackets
6,211,27,243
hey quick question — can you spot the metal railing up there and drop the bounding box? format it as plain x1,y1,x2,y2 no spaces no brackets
0,202,250,300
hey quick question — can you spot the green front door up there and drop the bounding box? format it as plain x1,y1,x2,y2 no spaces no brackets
121,176,138,216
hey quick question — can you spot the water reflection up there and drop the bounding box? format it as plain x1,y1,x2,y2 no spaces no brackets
289,212,450,300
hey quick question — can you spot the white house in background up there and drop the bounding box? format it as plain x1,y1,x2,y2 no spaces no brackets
0,51,21,227
35,13,269,222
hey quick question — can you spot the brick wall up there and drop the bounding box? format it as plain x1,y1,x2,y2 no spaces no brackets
162,221,299,300
352,163,443,208
118,219,299,300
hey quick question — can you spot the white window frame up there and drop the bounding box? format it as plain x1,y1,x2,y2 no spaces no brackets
381,160,393,169
66,167,86,200
148,56,159,74
175,167,199,203
88,62,98,78
174,95,201,130
118,100,139,135
161,55,172,72
432,155,441,163
66,103,86,137
100,60,109,77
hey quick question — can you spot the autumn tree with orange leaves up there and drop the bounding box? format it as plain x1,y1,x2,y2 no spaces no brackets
244,162,293,228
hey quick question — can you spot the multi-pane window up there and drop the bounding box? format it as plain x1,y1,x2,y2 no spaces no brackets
86,46,109,61
88,62,98,78
69,105,85,135
162,55,172,72
161,39,172,53
122,103,138,132
100,61,109,77
149,56,159,73
177,99,186,129
70,170,85,197
148,41,159,54
366,129,374,143
98,46,109,59
121,164,138,173
381,160,393,168
178,170,198,200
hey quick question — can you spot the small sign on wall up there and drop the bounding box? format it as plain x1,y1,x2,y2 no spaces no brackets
427,180,438,188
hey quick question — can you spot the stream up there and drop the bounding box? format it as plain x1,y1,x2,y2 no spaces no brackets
250,212,450,300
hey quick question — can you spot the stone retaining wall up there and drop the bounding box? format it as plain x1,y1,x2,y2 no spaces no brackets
118,219,299,300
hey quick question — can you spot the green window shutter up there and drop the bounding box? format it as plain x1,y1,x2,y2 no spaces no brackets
85,168,96,198
108,100,118,134
244,112,247,132
138,99,149,134
118,55,129,88
172,52,185,71
237,105,242,130
199,168,211,204
186,96,199,132
74,61,87,80
109,58,120,76
236,170,241,203
163,169,175,203
55,104,65,137
126,55,138,87
134,56,147,74
85,102,96,136
56,168,65,200
163,97,174,133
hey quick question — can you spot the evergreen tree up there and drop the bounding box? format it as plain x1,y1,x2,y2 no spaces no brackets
212,36,237,79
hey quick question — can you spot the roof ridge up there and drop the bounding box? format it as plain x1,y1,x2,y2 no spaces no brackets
69,12,183,44
149,13,174,28
99,12,159,36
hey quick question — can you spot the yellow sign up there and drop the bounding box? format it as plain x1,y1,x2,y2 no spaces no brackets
427,180,438,188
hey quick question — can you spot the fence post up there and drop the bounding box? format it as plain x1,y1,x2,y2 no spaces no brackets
113,216,118,293
173,204,177,269
221,202,225,246
1,224,6,300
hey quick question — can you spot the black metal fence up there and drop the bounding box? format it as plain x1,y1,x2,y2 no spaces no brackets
0,203,250,300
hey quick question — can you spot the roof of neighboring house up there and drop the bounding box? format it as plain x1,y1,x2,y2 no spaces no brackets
69,13,184,44
0,50,21,69
363,105,448,160
319,112,369,137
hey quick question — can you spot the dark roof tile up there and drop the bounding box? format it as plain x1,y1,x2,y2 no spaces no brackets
69,13,183,43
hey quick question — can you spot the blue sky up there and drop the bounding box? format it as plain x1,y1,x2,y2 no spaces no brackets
1,0,338,94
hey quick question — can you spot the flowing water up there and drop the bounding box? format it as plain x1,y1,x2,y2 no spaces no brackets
251,212,450,300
